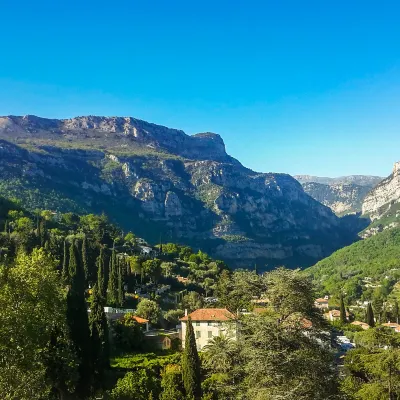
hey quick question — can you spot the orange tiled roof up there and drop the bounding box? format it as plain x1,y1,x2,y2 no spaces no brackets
382,322,400,330
315,298,329,303
351,321,370,329
180,308,236,322
330,310,349,317
127,315,149,324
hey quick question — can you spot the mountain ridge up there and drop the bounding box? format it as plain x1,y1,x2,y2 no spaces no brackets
0,114,358,268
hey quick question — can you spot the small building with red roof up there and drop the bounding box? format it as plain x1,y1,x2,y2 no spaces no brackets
180,308,237,350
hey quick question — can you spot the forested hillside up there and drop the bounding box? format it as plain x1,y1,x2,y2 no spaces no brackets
306,227,400,303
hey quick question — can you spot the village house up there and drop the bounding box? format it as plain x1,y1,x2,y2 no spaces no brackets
324,309,350,322
314,296,329,310
382,322,400,333
351,321,370,330
180,308,237,350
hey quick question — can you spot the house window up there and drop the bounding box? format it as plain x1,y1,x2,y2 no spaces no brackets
208,331,213,338
207,322,212,326
196,331,201,339
196,322,201,326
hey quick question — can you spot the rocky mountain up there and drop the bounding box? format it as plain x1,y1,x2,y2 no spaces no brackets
295,175,383,187
0,115,358,268
361,162,400,237
300,182,373,215
295,175,383,215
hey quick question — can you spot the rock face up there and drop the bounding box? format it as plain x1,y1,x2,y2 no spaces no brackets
300,182,374,215
295,175,383,187
0,115,358,268
360,162,400,237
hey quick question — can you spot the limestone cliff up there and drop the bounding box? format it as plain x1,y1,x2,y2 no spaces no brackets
0,115,358,268
361,162,400,237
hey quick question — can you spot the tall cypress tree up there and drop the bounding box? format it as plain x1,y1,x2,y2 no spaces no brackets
96,247,106,298
394,300,399,324
366,302,375,327
89,284,109,389
66,241,92,396
62,240,68,281
82,236,89,284
182,317,201,399
107,249,118,306
118,260,124,307
340,294,347,323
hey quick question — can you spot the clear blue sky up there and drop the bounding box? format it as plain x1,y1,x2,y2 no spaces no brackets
1,0,399,177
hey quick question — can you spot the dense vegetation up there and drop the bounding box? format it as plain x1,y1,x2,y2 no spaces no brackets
307,227,400,303
2,194,400,399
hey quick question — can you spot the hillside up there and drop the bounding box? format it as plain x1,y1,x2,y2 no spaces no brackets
0,115,358,268
306,227,400,301
361,161,400,237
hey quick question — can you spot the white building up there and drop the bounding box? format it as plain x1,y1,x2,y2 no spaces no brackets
180,308,237,350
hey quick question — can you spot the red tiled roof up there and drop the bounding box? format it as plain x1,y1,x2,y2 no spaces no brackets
180,308,236,322
330,310,349,317
382,322,400,330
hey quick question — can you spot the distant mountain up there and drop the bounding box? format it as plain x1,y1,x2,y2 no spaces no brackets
295,175,383,216
295,175,383,187
0,115,358,268
361,162,400,237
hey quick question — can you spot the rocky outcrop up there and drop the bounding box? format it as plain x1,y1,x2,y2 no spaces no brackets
362,162,400,219
0,115,359,268
295,175,383,187
301,182,373,215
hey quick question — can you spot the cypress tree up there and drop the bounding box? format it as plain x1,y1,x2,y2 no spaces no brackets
394,300,399,324
107,249,118,306
82,236,89,283
118,260,124,307
182,317,201,399
340,294,347,323
89,284,109,389
4,220,8,234
366,302,375,327
96,247,106,298
62,240,68,281
66,241,92,396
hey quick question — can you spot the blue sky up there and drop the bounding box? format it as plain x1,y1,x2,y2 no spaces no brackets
1,0,399,177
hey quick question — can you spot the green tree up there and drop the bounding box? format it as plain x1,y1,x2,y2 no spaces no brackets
118,260,124,307
82,236,89,283
182,317,201,399
136,299,161,325
66,242,93,397
62,240,68,281
182,291,204,313
203,334,235,374
97,247,107,298
107,249,118,306
160,364,184,400
142,259,162,283
340,294,347,323
393,300,399,324
0,249,78,399
110,370,160,400
89,284,109,390
366,302,375,327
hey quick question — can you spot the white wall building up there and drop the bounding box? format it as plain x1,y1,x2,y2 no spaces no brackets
180,308,237,350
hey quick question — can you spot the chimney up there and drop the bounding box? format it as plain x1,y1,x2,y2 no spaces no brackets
185,309,188,317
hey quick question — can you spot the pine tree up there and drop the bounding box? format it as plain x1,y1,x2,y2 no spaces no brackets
182,317,201,399
89,284,109,389
107,249,118,306
394,300,399,324
340,294,347,323
66,241,93,396
366,302,375,327
82,236,89,284
96,247,106,298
